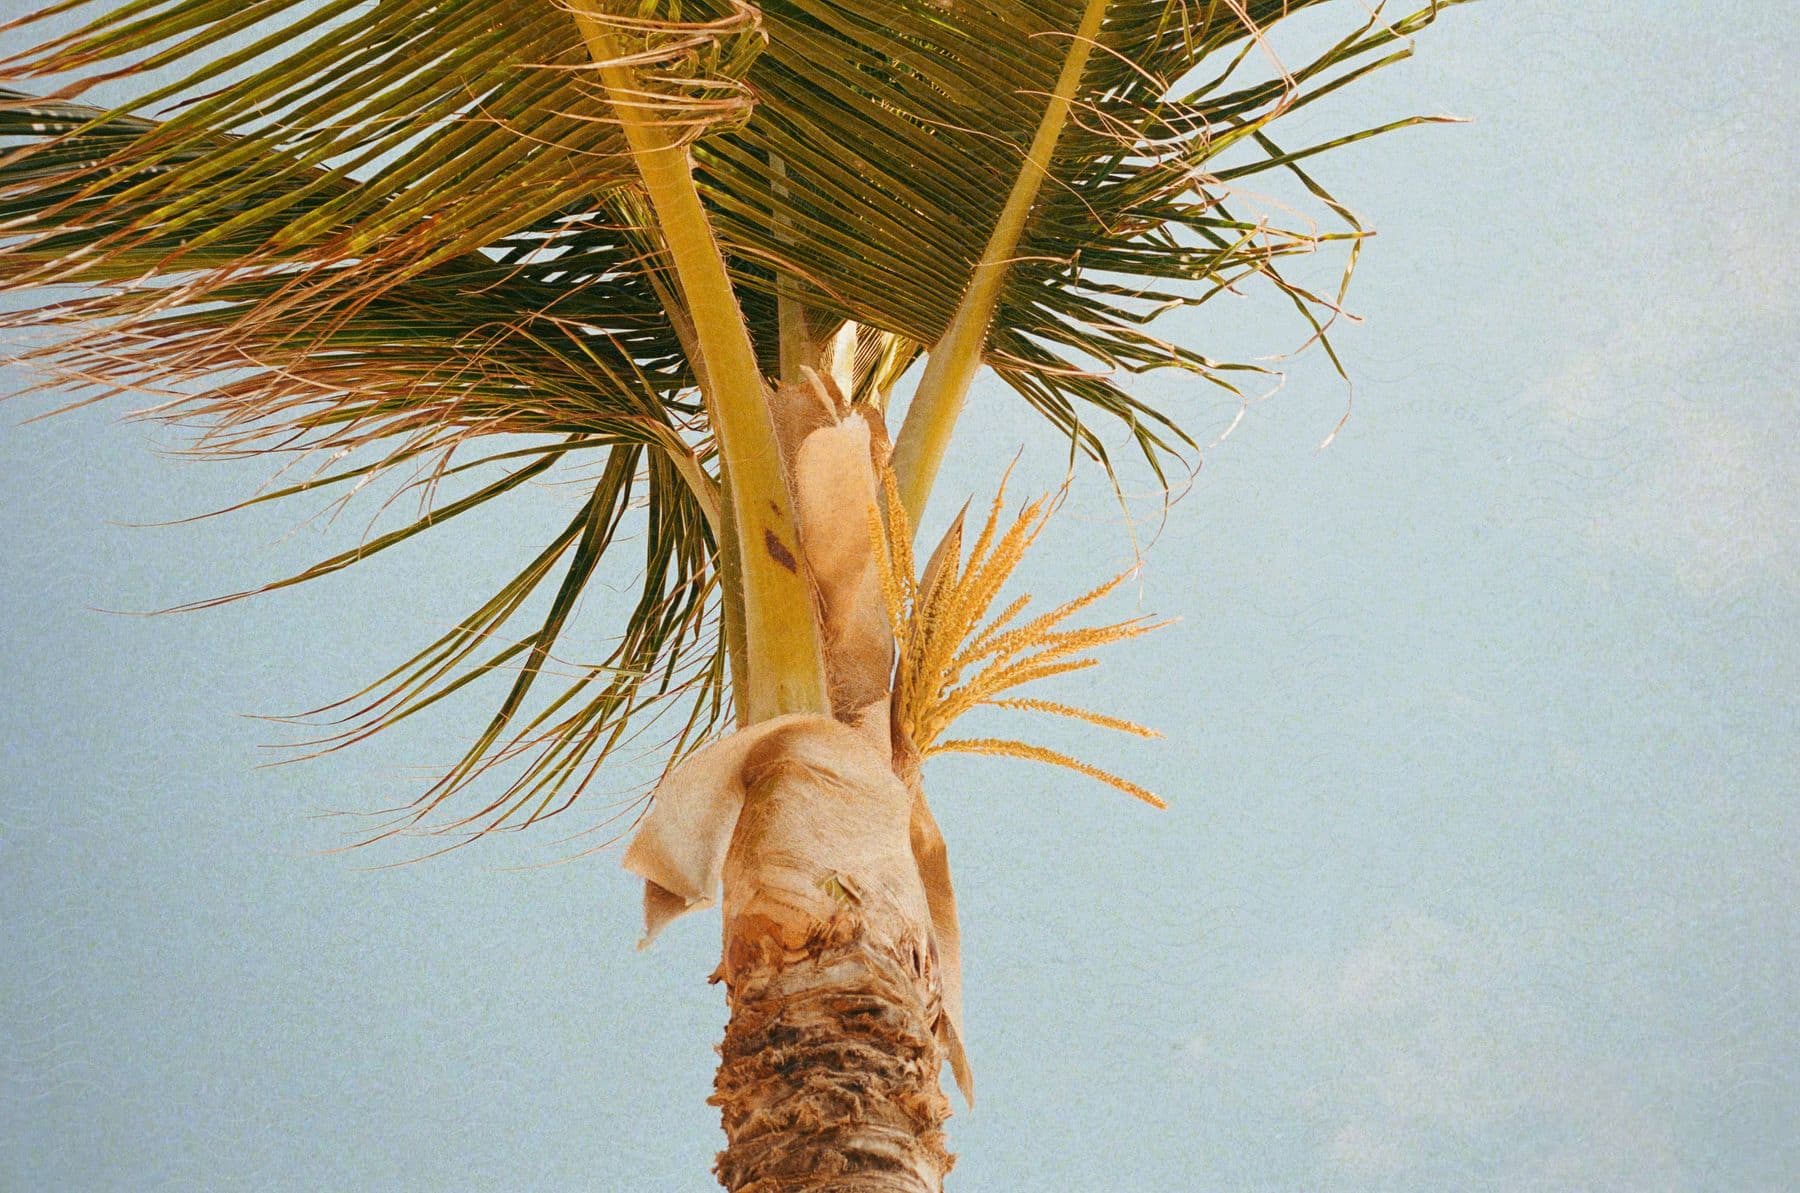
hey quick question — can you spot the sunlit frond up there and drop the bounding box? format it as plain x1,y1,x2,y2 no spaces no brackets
0,86,733,847
720,1,1470,475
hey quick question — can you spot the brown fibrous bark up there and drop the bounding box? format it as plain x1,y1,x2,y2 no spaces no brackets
707,722,953,1192
711,917,952,1192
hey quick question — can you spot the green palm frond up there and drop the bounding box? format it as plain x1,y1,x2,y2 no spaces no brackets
706,0,1466,473
4,2,1463,444
0,0,648,289
0,83,731,842
299,444,728,851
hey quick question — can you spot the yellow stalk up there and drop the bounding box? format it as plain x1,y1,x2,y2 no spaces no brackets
572,10,826,721
890,0,1111,529
987,698,1161,739
929,737,1166,809
714,455,752,729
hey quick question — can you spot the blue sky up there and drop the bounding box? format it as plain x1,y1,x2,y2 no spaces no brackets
3,2,1795,1189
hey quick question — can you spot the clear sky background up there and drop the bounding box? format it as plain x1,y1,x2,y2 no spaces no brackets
2,2,1795,1190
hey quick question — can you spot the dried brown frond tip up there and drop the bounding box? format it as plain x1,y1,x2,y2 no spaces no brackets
874,469,1170,808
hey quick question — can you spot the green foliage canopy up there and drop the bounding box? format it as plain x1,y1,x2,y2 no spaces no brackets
0,0,1463,845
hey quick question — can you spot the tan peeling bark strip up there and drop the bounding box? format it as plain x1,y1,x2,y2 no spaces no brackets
627,716,959,1188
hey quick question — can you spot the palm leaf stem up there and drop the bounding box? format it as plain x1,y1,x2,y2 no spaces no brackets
570,5,826,721
889,0,1110,529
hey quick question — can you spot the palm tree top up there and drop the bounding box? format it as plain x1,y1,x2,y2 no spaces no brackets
0,0,1466,847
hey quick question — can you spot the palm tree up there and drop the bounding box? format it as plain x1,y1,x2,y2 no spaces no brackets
1,1,1465,1187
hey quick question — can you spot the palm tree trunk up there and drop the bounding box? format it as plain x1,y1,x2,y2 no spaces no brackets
707,722,953,1192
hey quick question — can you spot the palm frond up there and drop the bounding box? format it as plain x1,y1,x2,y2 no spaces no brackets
307,445,730,849
0,85,733,844
0,0,646,291
709,0,1469,476
4,0,1467,461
